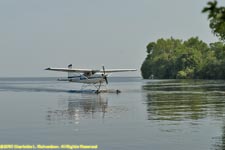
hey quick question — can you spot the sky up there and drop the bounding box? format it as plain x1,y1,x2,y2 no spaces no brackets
0,0,225,77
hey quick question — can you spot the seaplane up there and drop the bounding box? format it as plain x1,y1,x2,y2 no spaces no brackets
45,64,136,93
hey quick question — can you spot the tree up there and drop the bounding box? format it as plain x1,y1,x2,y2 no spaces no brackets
141,37,183,79
202,0,225,41
210,42,225,59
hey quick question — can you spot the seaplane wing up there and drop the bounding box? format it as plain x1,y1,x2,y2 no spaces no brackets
45,68,136,73
45,68,100,73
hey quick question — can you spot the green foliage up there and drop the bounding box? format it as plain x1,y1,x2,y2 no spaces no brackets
141,37,225,79
176,71,187,79
202,0,225,41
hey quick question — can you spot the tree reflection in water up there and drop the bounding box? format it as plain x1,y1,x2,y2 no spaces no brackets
142,80,225,149
143,80,225,121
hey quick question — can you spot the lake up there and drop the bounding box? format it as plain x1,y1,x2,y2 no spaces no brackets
0,77,225,150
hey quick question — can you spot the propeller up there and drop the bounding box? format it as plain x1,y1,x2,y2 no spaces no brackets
102,66,108,84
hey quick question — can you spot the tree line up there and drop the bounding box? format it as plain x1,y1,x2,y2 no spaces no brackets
141,37,225,79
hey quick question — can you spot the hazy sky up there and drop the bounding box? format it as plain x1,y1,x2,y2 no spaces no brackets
0,0,224,77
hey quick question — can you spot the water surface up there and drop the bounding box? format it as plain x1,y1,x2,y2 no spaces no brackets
0,77,225,150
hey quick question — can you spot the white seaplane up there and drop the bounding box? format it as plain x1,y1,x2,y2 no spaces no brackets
45,64,136,93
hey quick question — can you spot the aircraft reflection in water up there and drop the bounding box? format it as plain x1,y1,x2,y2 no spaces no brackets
46,95,108,124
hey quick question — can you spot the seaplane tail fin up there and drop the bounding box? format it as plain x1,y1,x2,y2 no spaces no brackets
67,64,74,78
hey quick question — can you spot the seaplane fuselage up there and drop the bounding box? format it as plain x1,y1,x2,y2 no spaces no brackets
58,73,106,84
